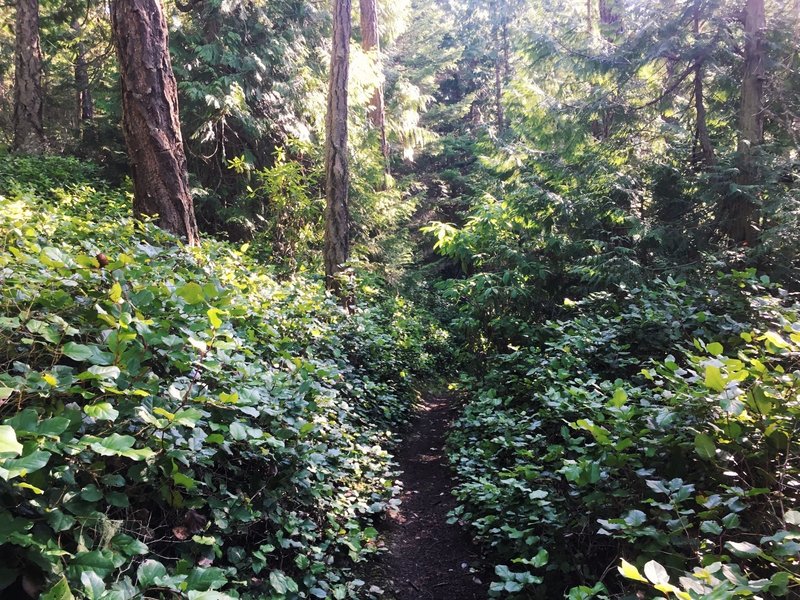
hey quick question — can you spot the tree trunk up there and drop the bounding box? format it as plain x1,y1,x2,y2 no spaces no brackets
723,0,764,245
693,65,715,166
599,0,622,40
692,2,715,167
324,0,351,293
13,0,45,154
111,0,200,246
359,0,389,173
494,57,504,133
72,20,95,144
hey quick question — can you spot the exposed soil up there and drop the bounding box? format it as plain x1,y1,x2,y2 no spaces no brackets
368,394,487,600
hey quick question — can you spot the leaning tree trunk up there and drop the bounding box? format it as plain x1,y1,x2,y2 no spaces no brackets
324,0,352,293
723,0,764,245
13,0,45,154
359,0,389,173
111,0,200,245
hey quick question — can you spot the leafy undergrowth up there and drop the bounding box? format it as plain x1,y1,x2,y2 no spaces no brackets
0,156,446,600
445,275,800,598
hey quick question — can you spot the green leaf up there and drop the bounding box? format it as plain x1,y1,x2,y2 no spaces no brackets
694,433,716,460
0,426,23,456
66,550,117,579
89,434,154,460
785,510,800,525
185,567,228,591
269,570,290,594
725,541,761,557
84,402,119,421
137,560,167,588
762,330,790,349
86,365,121,380
62,342,94,361
109,282,123,303
177,282,206,304
707,342,723,355
0,450,51,480
41,576,73,600
609,387,627,407
111,533,148,556
704,365,725,392
207,308,223,329
80,571,105,600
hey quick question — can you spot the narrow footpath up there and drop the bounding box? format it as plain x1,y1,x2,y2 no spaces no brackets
370,395,486,600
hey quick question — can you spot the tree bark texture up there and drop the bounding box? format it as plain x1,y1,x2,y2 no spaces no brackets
324,0,352,291
359,0,389,170
723,0,764,245
111,0,200,245
13,0,45,154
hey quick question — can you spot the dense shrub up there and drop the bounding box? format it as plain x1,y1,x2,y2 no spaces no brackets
445,275,800,598
0,158,440,599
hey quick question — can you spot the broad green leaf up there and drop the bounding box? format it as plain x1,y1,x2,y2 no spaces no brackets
109,282,123,303
62,342,94,361
137,559,167,588
694,433,716,460
706,342,723,355
84,402,119,421
762,331,789,349
80,571,105,600
41,576,73,600
609,387,627,407
1,450,51,480
207,308,223,329
725,540,761,557
704,365,725,392
177,282,206,304
0,426,23,456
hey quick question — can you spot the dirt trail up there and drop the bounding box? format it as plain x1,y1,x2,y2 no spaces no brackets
370,394,486,600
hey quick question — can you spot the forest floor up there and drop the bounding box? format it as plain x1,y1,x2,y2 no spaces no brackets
367,393,487,600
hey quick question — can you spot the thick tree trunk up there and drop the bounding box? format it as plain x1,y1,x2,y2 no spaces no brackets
13,0,45,154
723,0,764,245
324,0,351,292
111,0,200,246
359,0,389,172
72,20,95,143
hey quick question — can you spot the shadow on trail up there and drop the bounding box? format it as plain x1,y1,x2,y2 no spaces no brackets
369,394,487,600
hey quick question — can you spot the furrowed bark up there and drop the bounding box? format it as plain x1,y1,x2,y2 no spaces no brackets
13,0,45,154
111,0,200,245
324,0,352,293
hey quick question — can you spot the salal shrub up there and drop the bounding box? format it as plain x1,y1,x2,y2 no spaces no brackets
446,276,800,598
0,158,438,599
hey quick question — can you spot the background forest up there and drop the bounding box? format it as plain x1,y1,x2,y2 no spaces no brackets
1,0,799,599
